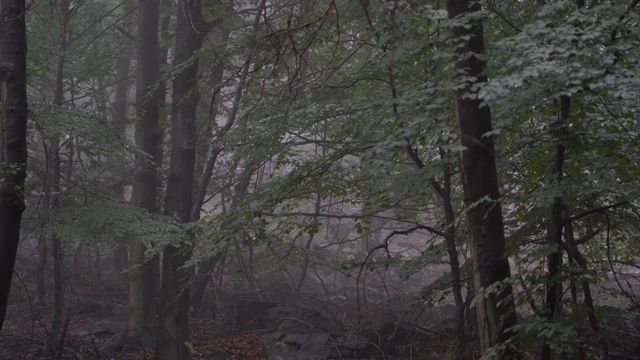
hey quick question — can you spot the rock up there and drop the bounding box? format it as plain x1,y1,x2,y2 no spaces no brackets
70,326,113,337
261,332,375,360
230,300,276,330
363,313,428,355
340,333,371,354
74,299,115,317
268,307,342,333
203,344,230,360
297,333,332,359
262,332,331,360
370,316,415,346
99,331,155,358
262,333,299,360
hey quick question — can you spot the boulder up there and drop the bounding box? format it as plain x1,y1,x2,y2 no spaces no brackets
74,299,116,318
368,313,417,347
268,306,342,333
99,331,155,358
70,326,113,338
261,332,374,360
230,300,276,330
364,313,438,356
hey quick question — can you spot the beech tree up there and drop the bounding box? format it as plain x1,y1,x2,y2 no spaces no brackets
157,0,216,358
2,1,640,359
45,1,69,353
128,0,163,336
446,0,519,354
0,0,28,334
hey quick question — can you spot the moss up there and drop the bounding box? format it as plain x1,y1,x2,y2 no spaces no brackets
204,344,228,355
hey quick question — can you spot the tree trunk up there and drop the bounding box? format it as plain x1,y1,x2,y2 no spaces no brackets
34,237,48,305
564,216,586,360
49,234,64,354
541,96,569,360
564,213,608,359
156,1,212,358
190,254,220,318
190,5,263,312
446,0,518,356
441,161,466,360
296,191,321,294
111,28,133,284
128,0,163,335
0,0,28,335
46,1,68,353
542,0,585,356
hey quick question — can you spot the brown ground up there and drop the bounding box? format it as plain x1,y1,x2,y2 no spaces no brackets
0,290,458,360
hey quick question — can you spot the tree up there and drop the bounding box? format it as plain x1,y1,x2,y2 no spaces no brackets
156,0,216,358
3,1,640,359
110,4,135,285
446,0,518,355
128,0,163,336
0,0,28,334
45,1,69,353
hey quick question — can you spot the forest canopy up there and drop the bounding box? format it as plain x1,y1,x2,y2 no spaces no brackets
1,0,640,359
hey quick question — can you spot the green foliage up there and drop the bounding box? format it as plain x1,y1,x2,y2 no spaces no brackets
412,260,472,308
19,0,640,356
399,241,448,281
27,199,185,250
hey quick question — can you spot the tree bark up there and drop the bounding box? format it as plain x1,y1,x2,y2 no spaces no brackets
34,237,47,305
128,0,163,335
441,161,466,360
446,0,518,356
542,0,585,356
541,96,569,360
0,0,28,335
111,8,134,283
156,1,213,358
45,1,68,353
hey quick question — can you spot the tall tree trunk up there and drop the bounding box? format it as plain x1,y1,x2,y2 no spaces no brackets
0,0,28,335
128,0,163,335
156,1,213,358
446,0,518,356
111,55,131,284
542,0,585,356
541,96,569,360
440,160,466,360
110,10,133,282
46,1,69,353
47,140,62,355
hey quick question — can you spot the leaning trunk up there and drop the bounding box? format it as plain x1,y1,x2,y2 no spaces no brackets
446,0,518,355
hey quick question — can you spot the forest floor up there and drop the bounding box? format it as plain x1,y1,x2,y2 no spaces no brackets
4,266,638,359
0,287,461,360
1,297,262,359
